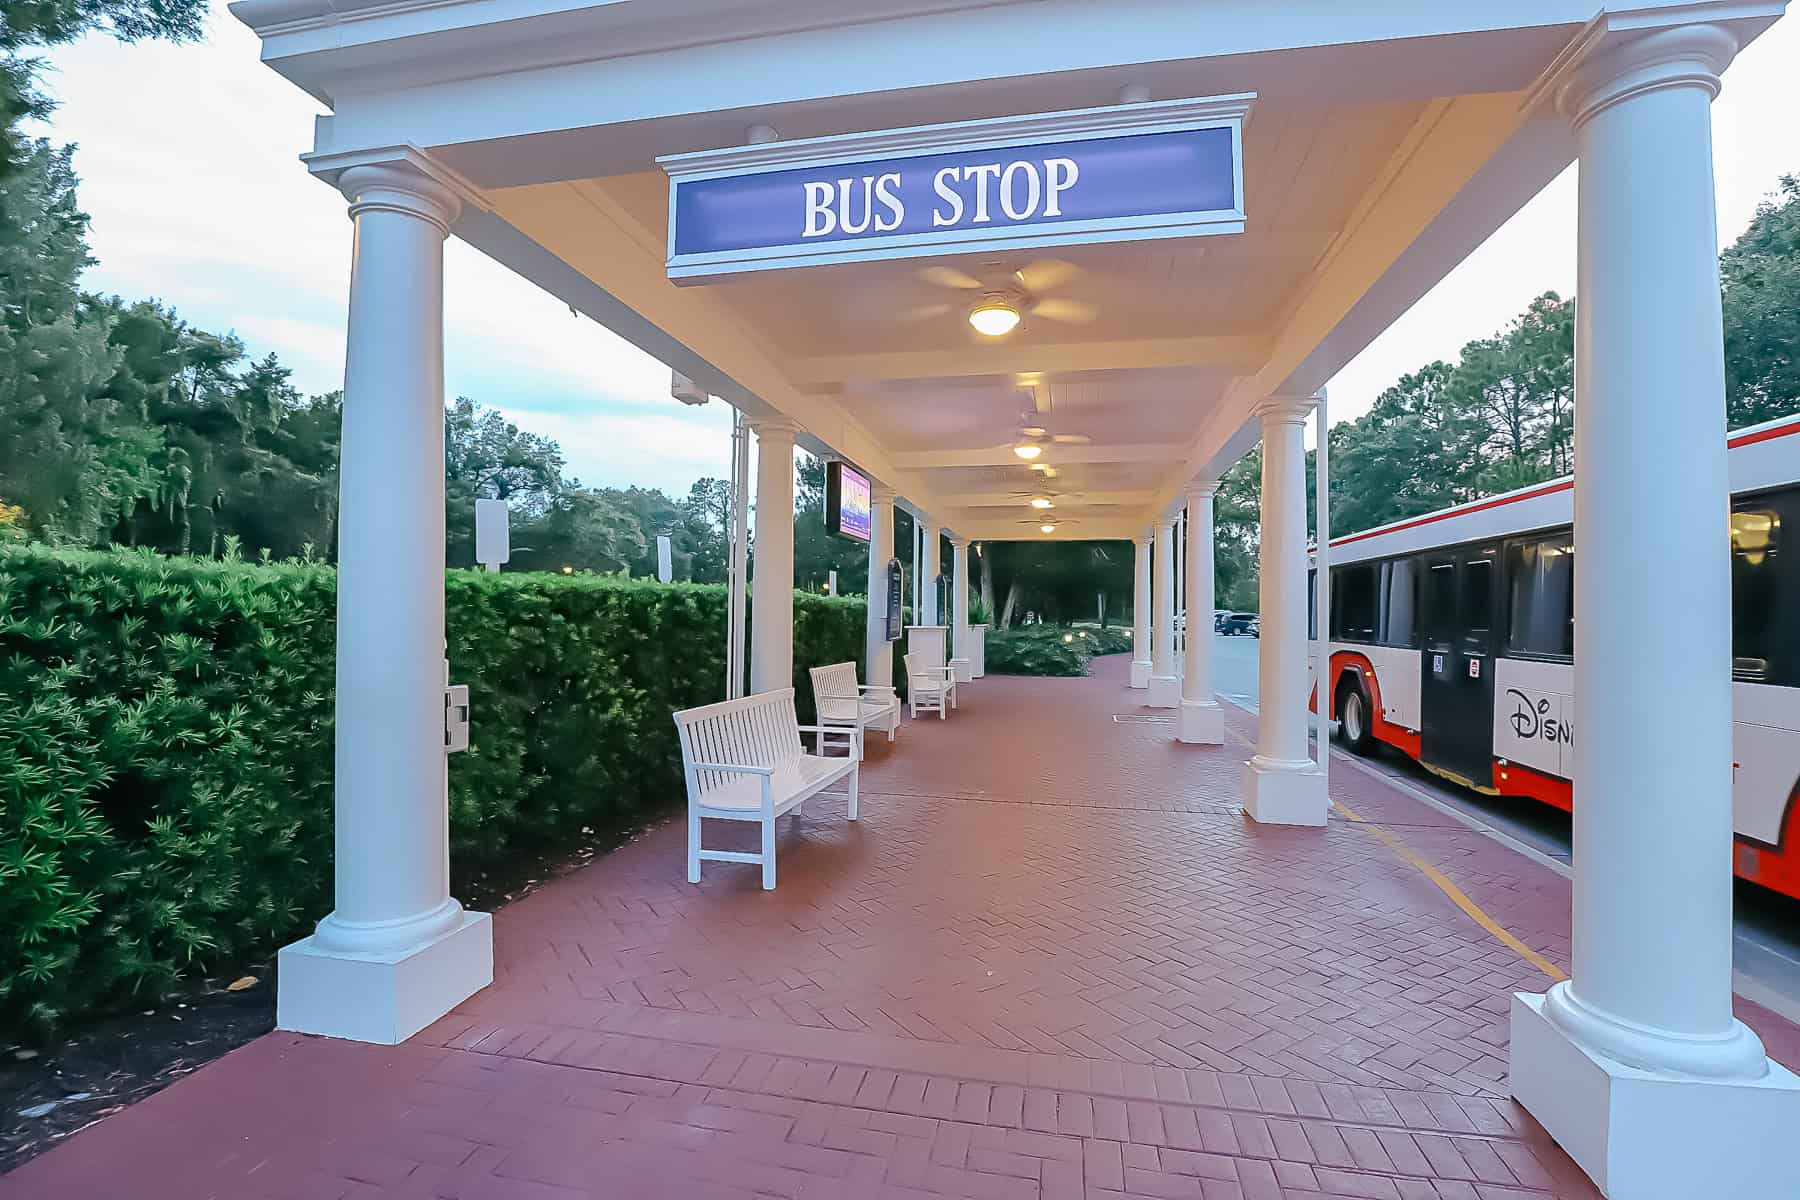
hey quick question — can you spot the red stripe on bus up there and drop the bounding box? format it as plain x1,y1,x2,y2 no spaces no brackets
1728,417,1800,448
1330,480,1572,548
1328,418,1800,550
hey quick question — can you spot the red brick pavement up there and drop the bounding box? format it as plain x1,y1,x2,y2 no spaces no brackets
8,654,1796,1199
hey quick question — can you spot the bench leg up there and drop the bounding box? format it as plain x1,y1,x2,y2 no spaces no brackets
888,709,897,741
687,806,701,884
847,767,859,821
761,816,776,890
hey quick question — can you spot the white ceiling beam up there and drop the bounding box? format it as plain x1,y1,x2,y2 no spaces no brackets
953,515,1146,541
931,489,1157,508
790,335,1266,390
893,443,1176,469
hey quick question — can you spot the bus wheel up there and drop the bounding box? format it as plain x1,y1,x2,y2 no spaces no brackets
1337,679,1377,756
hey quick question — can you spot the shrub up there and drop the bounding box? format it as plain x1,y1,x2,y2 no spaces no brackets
984,625,1092,676
0,546,868,1036
1074,624,1132,655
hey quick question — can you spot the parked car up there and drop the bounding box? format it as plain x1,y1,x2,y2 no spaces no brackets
1220,612,1258,635
1246,616,1259,638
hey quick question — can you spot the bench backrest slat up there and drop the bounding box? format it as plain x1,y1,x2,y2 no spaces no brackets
674,688,804,799
810,661,859,699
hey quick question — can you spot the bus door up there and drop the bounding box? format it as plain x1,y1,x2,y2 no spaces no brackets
1419,544,1501,786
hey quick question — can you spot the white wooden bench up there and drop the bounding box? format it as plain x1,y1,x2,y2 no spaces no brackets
673,688,859,890
904,651,957,719
809,661,898,758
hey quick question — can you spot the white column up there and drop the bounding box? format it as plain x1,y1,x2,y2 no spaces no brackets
949,537,973,682
278,162,492,1046
921,522,941,625
1510,23,1799,1199
726,412,751,698
749,419,797,695
1147,519,1179,708
866,484,896,690
1242,397,1326,826
1178,484,1224,745
1129,535,1152,688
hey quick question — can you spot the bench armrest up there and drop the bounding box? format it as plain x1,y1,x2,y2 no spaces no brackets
687,761,774,776
858,684,897,696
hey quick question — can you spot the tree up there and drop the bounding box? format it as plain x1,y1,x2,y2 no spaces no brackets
444,396,565,566
682,477,731,583
0,0,209,177
1722,174,1800,429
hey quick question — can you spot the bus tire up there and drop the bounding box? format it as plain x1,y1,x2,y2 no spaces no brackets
1337,677,1378,756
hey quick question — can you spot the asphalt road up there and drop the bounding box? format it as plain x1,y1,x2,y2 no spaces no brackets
1203,631,1800,1023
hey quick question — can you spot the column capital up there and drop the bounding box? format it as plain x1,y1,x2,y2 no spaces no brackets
1185,479,1220,501
336,162,463,233
947,536,969,550
1136,532,1154,548
1550,22,1737,128
870,482,897,504
1256,395,1318,427
746,416,801,442
1154,517,1178,533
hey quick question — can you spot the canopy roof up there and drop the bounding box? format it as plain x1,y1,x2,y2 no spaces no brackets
232,0,1783,538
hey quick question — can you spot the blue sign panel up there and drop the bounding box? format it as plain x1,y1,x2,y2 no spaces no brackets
660,96,1250,281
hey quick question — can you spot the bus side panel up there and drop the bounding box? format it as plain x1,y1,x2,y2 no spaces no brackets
1492,657,1574,782
1731,683,1800,892
1329,646,1423,758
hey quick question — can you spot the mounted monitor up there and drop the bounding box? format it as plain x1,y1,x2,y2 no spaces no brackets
825,461,872,543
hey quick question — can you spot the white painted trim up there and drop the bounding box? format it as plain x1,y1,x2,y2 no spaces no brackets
657,92,1255,177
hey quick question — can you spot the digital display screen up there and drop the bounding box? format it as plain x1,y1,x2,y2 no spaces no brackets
826,461,872,543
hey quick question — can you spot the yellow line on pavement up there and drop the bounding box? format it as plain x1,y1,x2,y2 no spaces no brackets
1333,799,1568,983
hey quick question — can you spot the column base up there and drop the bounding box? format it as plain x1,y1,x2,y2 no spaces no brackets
1510,991,1800,1199
1147,674,1180,709
278,909,493,1044
1242,756,1327,826
951,656,973,683
1177,698,1224,745
1129,659,1151,689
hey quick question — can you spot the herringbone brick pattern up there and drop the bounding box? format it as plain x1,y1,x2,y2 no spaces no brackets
9,655,1794,1198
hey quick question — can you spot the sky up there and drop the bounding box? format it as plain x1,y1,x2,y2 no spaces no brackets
35,7,1800,492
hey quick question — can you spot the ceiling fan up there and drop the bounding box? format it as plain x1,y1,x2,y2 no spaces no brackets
1001,377,1089,460
899,258,1099,333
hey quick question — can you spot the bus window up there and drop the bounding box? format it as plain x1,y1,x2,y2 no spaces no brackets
1507,535,1575,658
1732,507,1781,682
1384,557,1418,647
1424,558,1457,643
1308,567,1317,639
1333,563,1378,642
1461,555,1495,636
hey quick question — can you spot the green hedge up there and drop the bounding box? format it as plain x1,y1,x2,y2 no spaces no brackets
0,546,868,1037
984,626,1093,676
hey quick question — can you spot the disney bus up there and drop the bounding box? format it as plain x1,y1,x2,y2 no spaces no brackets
1314,413,1800,901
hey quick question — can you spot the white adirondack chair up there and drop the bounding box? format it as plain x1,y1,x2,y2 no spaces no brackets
904,651,957,719
809,662,899,758
673,688,858,890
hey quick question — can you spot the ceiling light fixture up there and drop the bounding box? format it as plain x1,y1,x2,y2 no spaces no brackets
1013,442,1043,460
1039,523,1057,534
969,297,1022,337
1030,497,1054,510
